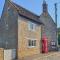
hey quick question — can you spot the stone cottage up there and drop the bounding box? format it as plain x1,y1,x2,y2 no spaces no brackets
0,0,43,59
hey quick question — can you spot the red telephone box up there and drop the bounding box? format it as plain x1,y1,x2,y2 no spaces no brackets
42,35,48,53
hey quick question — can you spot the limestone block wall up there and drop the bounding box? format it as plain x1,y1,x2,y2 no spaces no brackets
0,48,4,60
18,16,42,59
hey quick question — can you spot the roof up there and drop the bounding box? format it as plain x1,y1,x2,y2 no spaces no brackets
8,1,43,24
40,13,56,26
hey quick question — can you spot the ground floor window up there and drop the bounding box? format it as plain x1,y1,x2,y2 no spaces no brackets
28,39,36,47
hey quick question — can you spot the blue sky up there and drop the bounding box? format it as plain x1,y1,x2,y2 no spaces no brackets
0,0,60,27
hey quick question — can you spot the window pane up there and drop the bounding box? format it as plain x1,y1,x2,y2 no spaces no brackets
34,40,36,46
28,21,36,31
28,40,31,46
30,23,33,30
32,40,34,46
28,39,36,47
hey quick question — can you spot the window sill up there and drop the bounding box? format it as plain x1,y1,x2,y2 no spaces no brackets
28,29,36,32
28,46,36,48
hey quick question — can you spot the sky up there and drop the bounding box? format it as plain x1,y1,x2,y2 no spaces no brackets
0,0,60,27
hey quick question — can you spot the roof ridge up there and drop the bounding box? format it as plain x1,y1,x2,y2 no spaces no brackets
9,1,39,17
7,1,43,24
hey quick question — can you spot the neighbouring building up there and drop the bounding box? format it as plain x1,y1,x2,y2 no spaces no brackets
0,0,43,59
39,0,57,51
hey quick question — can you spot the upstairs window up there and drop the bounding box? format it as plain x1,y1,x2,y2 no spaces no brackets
28,21,36,31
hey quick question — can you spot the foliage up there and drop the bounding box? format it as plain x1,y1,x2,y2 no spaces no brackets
58,34,60,45
58,28,60,45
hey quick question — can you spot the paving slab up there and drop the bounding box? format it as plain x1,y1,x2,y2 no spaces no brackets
19,52,60,60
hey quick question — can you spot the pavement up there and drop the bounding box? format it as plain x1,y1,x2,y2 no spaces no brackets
19,52,60,60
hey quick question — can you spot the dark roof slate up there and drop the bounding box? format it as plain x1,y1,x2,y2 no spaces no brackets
9,1,43,24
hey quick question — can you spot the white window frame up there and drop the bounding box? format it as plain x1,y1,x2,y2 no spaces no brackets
28,38,36,48
28,21,36,31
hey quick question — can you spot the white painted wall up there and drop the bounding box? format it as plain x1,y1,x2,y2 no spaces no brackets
4,49,16,60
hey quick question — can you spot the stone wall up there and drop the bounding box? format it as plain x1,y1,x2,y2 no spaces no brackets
0,48,4,60
18,16,42,59
0,0,18,49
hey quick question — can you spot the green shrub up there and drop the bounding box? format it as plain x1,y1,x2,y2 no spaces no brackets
58,34,60,45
